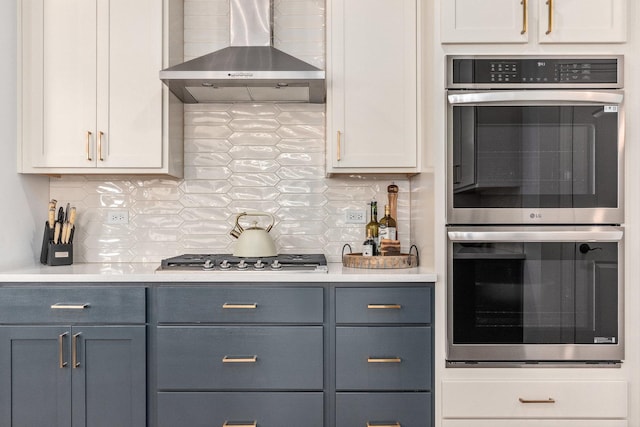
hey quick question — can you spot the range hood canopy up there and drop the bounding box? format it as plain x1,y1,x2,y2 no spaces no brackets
160,0,326,103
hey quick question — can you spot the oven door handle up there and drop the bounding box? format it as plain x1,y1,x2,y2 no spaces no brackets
448,228,623,242
448,90,623,105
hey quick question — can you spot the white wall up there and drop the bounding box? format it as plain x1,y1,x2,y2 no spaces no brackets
0,0,49,268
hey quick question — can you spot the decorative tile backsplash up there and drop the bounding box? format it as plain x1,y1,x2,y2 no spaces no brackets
48,0,412,264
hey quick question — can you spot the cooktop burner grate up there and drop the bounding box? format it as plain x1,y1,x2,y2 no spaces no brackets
158,253,328,273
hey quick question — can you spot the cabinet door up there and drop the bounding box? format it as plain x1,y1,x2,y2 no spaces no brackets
328,0,417,172
23,0,98,168
71,326,146,427
97,0,163,168
538,0,627,43
441,0,529,43
0,326,72,427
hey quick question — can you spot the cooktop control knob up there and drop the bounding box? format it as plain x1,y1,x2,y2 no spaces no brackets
203,259,215,270
270,260,282,270
237,260,248,270
219,260,231,270
254,260,265,269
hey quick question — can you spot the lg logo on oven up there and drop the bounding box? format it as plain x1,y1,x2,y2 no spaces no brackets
530,213,542,219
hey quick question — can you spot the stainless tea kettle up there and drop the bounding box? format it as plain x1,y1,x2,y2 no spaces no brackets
230,211,277,257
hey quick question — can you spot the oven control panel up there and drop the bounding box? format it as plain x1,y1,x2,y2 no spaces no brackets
449,56,622,88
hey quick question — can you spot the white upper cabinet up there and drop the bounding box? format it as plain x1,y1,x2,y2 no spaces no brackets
441,0,627,44
441,0,529,43
538,0,627,43
326,0,418,174
19,0,183,176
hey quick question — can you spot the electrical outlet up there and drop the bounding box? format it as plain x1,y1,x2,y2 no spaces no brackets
345,209,366,224
106,210,129,224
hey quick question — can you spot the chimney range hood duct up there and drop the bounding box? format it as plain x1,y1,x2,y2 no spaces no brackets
160,0,325,103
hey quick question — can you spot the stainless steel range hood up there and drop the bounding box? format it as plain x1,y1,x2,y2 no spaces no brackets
160,0,325,103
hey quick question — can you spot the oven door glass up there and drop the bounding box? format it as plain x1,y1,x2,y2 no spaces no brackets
451,104,619,210
451,240,618,346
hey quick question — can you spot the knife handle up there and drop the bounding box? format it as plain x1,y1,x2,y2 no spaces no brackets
48,208,56,229
69,207,77,226
53,222,61,244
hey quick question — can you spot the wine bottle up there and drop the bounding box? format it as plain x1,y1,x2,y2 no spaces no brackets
365,199,380,254
379,204,397,241
362,228,376,257
387,183,398,229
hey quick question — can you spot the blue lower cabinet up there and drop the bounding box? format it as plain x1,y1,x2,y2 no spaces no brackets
336,326,432,390
157,392,324,427
336,393,432,427
157,326,323,390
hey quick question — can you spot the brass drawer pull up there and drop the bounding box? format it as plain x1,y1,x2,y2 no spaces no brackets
222,355,258,363
367,304,402,310
58,332,68,368
98,131,104,161
521,0,528,34
86,131,92,161
72,333,81,368
222,422,257,427
337,130,342,161
519,397,556,404
367,357,402,363
51,303,90,310
545,0,553,34
222,303,258,309
367,423,401,427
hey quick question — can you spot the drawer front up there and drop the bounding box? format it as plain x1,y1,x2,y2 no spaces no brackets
336,326,432,390
442,380,628,419
443,421,627,427
156,286,323,323
157,326,323,390
157,392,323,427
0,287,145,324
336,392,432,427
336,287,432,324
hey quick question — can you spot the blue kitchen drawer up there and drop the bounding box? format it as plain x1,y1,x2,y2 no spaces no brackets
157,392,323,427
0,287,146,324
336,392,432,427
156,286,323,323
336,326,432,391
157,325,324,390
335,287,432,324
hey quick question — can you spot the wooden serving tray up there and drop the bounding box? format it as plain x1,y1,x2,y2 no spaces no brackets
342,253,418,269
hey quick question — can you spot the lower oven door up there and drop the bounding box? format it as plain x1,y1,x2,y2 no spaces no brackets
447,226,624,364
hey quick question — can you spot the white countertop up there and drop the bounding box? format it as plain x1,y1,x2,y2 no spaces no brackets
0,262,437,283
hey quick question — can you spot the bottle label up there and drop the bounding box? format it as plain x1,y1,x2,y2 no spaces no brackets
363,243,374,257
379,226,396,241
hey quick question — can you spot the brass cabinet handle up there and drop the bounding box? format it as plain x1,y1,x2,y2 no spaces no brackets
86,131,92,161
222,422,257,427
521,0,528,34
337,130,342,161
222,303,258,309
519,397,556,404
546,0,553,34
222,355,258,363
51,303,90,310
367,423,401,427
367,304,402,310
58,332,68,368
367,357,402,363
72,333,81,368
98,131,104,161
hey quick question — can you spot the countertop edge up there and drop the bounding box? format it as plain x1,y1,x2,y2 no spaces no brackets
0,262,437,283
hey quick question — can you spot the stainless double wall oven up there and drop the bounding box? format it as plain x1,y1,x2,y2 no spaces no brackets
446,56,625,366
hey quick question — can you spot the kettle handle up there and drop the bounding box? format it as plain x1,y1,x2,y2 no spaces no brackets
235,211,275,232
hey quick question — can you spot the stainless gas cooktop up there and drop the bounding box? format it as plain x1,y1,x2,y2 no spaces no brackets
156,253,328,273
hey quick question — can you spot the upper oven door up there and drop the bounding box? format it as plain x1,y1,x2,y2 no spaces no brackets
447,90,624,225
